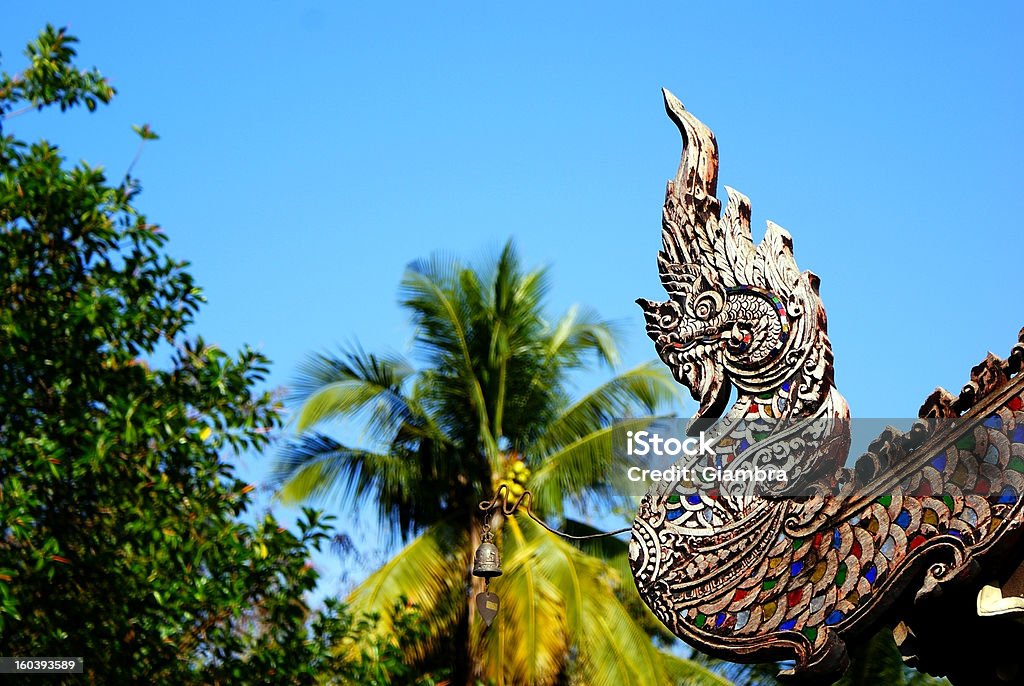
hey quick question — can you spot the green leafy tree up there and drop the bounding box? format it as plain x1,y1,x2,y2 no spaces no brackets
274,242,736,685
0,25,423,685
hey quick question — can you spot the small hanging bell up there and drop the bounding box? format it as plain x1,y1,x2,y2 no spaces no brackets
472,539,502,578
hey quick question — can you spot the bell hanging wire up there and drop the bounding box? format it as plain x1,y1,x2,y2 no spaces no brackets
476,483,631,541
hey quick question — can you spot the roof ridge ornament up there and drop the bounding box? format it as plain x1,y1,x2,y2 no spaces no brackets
629,91,1024,684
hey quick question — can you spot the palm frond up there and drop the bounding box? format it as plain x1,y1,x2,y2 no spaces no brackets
559,518,681,645
500,516,723,686
400,256,501,464
292,347,418,442
481,515,570,686
346,521,469,663
535,362,682,455
543,304,623,370
272,433,430,536
573,573,674,686
660,652,736,686
529,415,664,516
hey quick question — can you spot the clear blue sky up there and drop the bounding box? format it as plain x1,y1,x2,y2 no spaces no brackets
4,2,1023,590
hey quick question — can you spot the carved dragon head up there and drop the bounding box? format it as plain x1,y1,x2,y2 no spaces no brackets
638,90,835,424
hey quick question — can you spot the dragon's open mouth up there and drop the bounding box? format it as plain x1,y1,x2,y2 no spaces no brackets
684,353,732,431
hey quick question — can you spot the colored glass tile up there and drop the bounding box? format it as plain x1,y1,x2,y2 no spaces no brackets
910,535,927,550
835,562,848,586
1009,457,1024,474
877,494,892,507
780,619,798,631
833,529,842,550
666,508,683,521
942,493,955,511
952,464,969,486
790,561,804,576
763,579,777,590
788,589,803,606
1014,426,1024,443
984,415,1003,430
802,627,819,642
695,613,707,628
932,452,949,470
1009,396,1023,412
865,565,878,584
999,486,1017,505
667,493,681,504
955,434,975,451
716,613,726,627
792,537,806,551
895,510,911,529
825,610,843,626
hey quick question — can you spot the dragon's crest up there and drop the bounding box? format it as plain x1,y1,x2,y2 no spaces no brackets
639,90,834,426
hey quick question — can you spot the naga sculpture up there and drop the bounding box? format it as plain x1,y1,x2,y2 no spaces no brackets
629,90,1024,684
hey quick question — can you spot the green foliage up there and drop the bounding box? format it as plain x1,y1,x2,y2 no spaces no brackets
0,26,422,685
0,25,113,121
132,123,159,141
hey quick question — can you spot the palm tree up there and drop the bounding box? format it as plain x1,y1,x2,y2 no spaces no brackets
272,241,732,685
